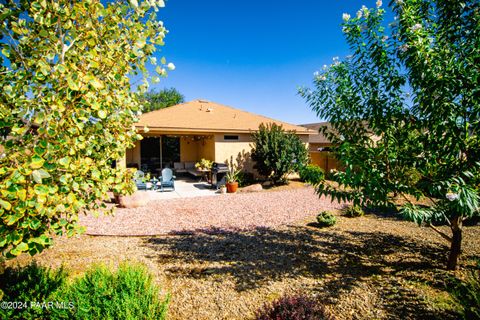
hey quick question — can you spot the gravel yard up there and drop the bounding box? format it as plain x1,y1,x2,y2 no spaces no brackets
80,186,345,236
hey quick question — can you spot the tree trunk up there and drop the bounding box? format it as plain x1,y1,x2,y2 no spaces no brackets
447,216,462,270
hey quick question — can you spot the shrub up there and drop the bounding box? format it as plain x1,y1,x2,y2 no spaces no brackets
300,165,325,185
316,211,336,228
251,123,309,185
255,294,334,320
54,263,169,320
343,205,365,218
449,266,480,319
0,262,68,320
237,171,255,187
0,262,169,320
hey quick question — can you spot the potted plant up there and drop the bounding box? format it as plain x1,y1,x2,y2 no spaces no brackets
219,184,227,194
195,158,213,171
226,166,240,193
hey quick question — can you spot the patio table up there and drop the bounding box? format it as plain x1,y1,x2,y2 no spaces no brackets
147,178,160,191
196,169,211,183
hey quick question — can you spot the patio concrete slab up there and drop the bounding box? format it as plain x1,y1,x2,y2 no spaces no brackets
145,178,219,200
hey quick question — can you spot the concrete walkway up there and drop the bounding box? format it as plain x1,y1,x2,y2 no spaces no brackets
145,177,219,200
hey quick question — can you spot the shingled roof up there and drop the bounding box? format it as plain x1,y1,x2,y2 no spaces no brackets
300,122,333,144
136,99,315,134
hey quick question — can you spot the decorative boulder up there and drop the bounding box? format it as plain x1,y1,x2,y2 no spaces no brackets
238,183,263,193
116,191,150,208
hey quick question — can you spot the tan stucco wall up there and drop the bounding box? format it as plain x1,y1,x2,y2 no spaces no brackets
180,137,199,162
310,151,339,173
214,133,252,164
198,136,215,161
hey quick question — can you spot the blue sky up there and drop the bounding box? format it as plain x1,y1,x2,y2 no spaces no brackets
152,0,382,124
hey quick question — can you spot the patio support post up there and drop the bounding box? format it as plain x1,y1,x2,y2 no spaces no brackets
159,135,163,170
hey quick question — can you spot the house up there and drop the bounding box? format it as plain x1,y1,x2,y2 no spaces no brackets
300,122,340,173
120,99,314,175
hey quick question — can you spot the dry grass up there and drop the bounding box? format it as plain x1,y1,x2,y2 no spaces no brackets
6,204,480,319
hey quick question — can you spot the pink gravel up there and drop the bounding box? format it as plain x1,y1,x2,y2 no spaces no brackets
80,187,346,236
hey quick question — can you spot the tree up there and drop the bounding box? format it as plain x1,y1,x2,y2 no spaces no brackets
142,87,185,113
251,123,309,185
300,0,479,270
0,0,172,258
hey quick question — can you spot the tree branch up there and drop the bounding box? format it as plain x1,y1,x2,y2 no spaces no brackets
428,223,452,243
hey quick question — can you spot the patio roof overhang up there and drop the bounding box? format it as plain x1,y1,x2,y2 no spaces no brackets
136,126,316,135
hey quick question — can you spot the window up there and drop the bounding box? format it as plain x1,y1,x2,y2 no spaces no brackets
224,135,239,141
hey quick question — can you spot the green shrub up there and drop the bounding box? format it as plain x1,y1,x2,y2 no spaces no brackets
299,165,325,185
251,123,309,185
54,263,169,320
0,262,169,320
255,294,334,320
0,262,68,320
449,266,480,319
343,205,365,218
316,211,336,228
237,171,255,187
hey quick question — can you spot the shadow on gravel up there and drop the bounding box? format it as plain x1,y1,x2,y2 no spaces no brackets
143,225,458,319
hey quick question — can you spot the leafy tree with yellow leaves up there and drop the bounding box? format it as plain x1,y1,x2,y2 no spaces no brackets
0,0,171,257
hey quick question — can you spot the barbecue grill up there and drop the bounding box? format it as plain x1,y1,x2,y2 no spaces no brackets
211,162,229,188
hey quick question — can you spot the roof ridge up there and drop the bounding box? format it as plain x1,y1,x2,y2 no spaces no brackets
138,99,315,133
190,100,311,131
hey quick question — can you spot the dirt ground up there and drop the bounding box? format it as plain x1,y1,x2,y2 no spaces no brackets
6,188,480,320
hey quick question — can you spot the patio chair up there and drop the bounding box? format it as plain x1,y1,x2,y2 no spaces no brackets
134,170,147,191
159,168,175,192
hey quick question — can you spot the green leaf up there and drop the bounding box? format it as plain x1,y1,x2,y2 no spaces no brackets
10,242,29,256
67,77,80,91
58,157,70,167
5,212,23,225
0,199,12,210
34,146,45,156
2,47,10,58
34,184,49,195
59,218,68,227
30,155,45,169
57,64,66,73
29,234,49,245
98,109,107,119
29,218,41,230
17,242,29,252
34,112,45,124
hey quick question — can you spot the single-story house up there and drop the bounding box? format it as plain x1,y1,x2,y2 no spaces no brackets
119,99,315,175
300,122,340,173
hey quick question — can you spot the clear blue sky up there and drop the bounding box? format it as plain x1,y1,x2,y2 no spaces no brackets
152,0,382,125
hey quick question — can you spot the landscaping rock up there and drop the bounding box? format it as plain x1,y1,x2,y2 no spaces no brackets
117,191,150,208
238,183,263,193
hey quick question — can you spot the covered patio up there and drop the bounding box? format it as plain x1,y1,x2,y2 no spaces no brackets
142,177,219,200
125,134,215,175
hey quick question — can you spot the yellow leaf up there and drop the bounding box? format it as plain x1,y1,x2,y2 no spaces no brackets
0,199,11,210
